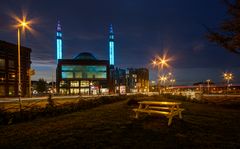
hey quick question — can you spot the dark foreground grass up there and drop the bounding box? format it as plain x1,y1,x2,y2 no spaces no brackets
0,97,240,149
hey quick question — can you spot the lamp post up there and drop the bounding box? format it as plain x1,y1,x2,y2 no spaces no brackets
223,72,233,95
17,27,22,110
170,79,176,87
16,17,31,110
152,59,161,94
152,54,171,94
159,75,167,93
206,79,211,94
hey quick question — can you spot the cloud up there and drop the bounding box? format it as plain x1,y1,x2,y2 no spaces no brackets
74,33,105,41
192,42,205,52
31,59,56,68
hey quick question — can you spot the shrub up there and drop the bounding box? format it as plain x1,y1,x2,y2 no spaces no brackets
0,95,127,125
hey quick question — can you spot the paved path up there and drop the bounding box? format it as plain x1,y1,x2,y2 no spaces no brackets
0,94,119,103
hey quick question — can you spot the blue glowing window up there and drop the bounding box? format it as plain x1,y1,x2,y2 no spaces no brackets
61,65,107,79
62,72,73,78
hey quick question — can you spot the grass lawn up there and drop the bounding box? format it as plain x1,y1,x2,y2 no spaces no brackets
0,97,82,112
0,97,240,149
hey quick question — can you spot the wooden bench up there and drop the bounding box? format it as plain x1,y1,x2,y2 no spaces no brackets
148,106,184,119
133,108,170,116
133,101,184,126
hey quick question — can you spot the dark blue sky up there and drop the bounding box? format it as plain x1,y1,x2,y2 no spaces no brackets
1,0,240,84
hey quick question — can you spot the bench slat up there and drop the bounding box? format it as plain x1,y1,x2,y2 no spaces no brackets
133,108,170,116
148,106,184,111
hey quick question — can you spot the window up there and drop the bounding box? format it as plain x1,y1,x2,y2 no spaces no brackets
0,72,5,82
8,73,16,80
70,88,79,94
59,88,69,94
9,86,15,96
0,58,5,69
0,85,5,96
81,81,89,87
62,72,73,78
61,65,107,79
70,81,79,87
75,72,82,78
80,88,89,95
60,81,68,88
8,60,15,68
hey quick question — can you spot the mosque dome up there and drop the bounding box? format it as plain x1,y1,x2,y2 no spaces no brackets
74,52,97,60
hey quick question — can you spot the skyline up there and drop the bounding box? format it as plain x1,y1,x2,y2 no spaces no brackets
1,0,240,85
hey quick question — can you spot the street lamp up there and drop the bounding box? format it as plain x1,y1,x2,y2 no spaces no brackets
159,75,167,93
170,79,176,87
206,79,211,94
223,72,233,94
16,16,31,110
152,54,172,94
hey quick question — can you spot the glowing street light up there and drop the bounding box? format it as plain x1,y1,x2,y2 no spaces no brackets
158,75,168,93
152,60,157,65
152,54,172,69
170,79,176,87
14,15,33,110
151,53,172,94
223,72,233,94
159,75,167,82
223,72,233,84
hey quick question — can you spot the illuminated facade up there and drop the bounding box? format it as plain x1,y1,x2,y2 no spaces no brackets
109,24,114,66
56,20,62,60
56,52,111,95
0,40,31,97
126,68,149,93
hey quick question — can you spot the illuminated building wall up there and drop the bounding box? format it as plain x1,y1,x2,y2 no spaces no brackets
56,21,62,60
0,40,31,97
126,68,149,93
56,52,112,95
109,24,114,66
61,65,107,79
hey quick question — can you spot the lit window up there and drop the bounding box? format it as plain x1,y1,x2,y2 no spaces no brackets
9,86,15,96
80,88,89,95
61,65,107,79
62,72,73,78
0,72,5,82
70,88,79,94
0,58,5,69
70,81,79,87
59,88,69,94
60,81,68,88
81,81,89,87
8,73,16,80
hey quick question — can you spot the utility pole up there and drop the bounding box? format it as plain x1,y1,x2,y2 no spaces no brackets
206,79,211,94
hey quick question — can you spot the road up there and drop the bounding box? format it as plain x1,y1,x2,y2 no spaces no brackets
0,94,119,103
0,92,160,103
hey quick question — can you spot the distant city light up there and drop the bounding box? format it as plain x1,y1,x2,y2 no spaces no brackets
152,53,172,69
223,72,233,83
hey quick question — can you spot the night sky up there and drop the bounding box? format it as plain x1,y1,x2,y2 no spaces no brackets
1,0,240,85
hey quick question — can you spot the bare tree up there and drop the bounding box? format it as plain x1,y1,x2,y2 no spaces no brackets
207,0,240,54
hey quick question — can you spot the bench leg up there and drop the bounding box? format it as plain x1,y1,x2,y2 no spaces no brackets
135,112,139,119
168,116,173,126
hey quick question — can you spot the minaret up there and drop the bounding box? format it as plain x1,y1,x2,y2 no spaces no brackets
56,20,62,60
109,24,114,66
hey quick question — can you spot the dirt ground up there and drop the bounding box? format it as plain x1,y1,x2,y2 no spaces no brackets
0,98,240,149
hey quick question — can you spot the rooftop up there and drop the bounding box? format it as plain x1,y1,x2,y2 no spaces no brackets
74,52,97,60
